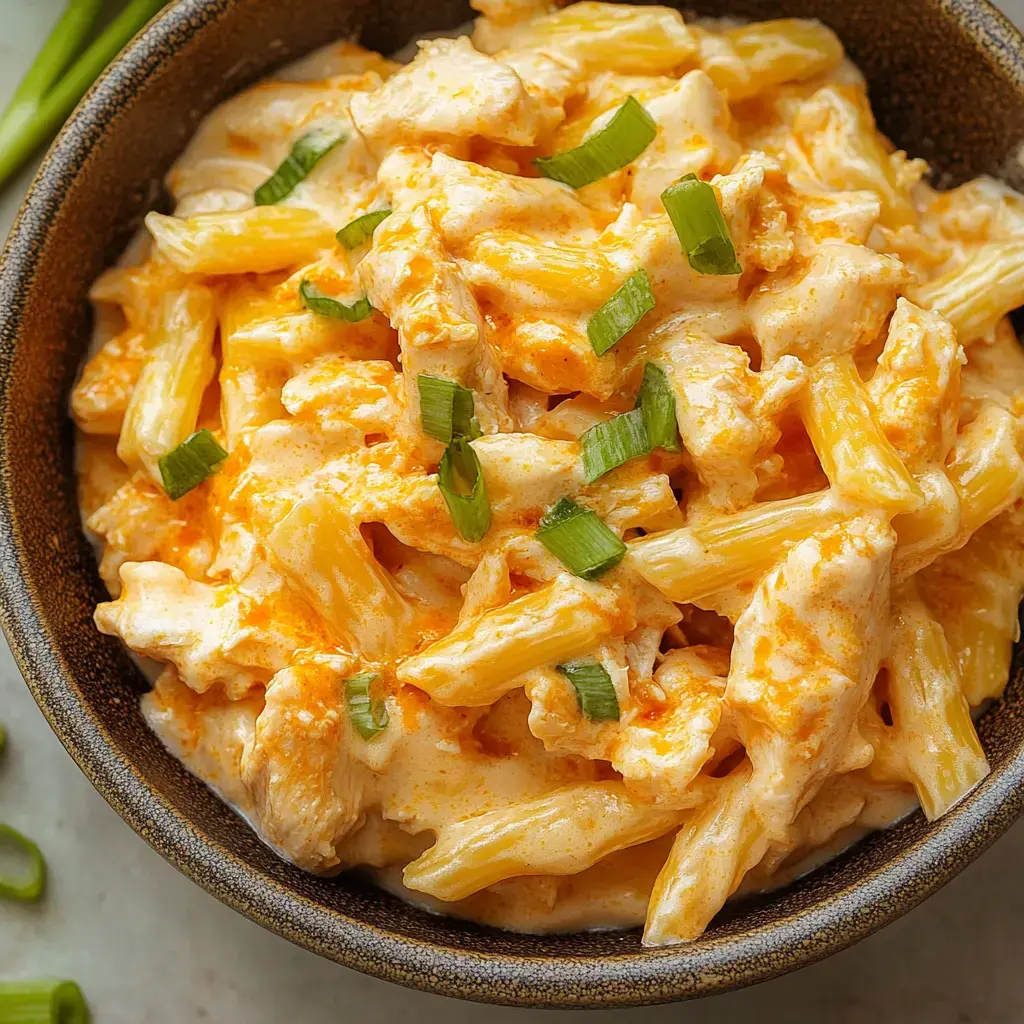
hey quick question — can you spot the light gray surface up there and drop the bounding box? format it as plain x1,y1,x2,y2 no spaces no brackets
3,1,1024,1020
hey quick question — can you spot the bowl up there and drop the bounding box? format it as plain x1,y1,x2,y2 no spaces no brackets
3,0,1024,1009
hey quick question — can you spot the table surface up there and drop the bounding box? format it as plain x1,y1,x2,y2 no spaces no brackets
4,2,1024,1020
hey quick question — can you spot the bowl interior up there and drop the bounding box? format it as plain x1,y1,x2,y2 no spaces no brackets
2,0,1024,1008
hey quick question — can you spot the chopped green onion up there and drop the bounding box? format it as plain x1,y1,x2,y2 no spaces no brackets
438,438,491,543
345,673,388,741
0,824,46,902
337,209,392,249
254,127,346,206
417,374,481,443
0,980,90,1023
536,498,626,579
299,280,374,322
0,0,167,193
661,173,742,275
557,660,620,721
581,408,649,484
636,362,680,452
534,96,657,190
587,269,655,356
158,429,228,502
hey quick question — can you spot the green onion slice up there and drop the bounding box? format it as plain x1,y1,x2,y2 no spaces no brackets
337,209,392,249
587,269,655,356
0,980,90,1024
158,429,228,502
557,659,620,721
0,824,46,902
254,127,346,205
417,374,481,443
636,362,680,452
299,280,374,322
581,408,649,484
438,438,491,543
345,673,389,741
534,96,657,190
661,173,742,275
536,498,626,579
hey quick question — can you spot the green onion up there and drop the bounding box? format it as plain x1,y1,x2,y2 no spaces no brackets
345,673,388,741
0,980,90,1023
299,280,374,322
661,173,742,275
534,96,656,190
581,408,649,484
536,498,626,579
0,824,46,902
157,428,228,502
0,0,167,193
636,362,680,452
438,438,491,543
254,127,346,206
417,374,481,444
587,269,655,356
337,209,391,249
0,721,6,759
557,660,620,721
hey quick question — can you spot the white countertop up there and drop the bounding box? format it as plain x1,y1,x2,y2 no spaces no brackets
4,2,1024,1020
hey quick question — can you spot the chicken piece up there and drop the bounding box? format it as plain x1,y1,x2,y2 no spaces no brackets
95,561,330,699
654,326,807,511
959,317,1024,424
281,356,401,441
351,37,542,154
273,41,401,85
473,2,697,76
359,207,512,457
76,433,132,521
749,242,908,367
496,47,583,139
713,153,795,274
241,659,377,872
866,298,963,469
726,516,895,838
613,645,730,808
787,84,924,230
169,73,382,224
627,71,741,215
87,474,214,595
142,666,263,819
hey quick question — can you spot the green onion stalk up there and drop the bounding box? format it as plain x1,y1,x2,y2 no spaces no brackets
0,0,167,193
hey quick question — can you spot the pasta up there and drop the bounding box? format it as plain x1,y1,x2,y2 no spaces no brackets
76,0,1024,946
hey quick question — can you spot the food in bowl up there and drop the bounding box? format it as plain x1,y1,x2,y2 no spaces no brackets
71,0,1024,946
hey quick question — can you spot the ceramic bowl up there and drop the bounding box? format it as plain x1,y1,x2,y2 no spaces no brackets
2,0,1024,1008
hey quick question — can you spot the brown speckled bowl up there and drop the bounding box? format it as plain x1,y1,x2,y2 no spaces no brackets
2,0,1024,1008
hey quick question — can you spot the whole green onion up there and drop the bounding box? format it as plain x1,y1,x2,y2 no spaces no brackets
417,374,481,444
157,428,228,502
557,660,620,721
536,498,626,580
438,438,491,543
299,280,374,322
0,823,46,902
535,96,656,190
337,209,391,249
0,0,167,193
587,269,655,356
345,673,388,741
661,173,742,275
0,980,90,1024
254,126,346,206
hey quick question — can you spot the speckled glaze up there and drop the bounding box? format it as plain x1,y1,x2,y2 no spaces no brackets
2,0,1024,1008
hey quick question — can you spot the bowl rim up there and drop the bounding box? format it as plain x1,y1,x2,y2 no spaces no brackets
3,0,1024,1008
